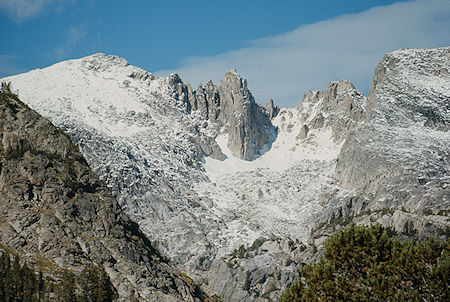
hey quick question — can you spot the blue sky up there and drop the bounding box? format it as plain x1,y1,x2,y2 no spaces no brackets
1,0,449,107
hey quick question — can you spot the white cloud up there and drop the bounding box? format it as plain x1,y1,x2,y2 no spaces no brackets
55,25,86,60
0,0,66,22
157,0,450,108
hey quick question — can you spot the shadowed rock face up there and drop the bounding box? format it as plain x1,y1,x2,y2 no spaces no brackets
187,69,276,160
0,86,209,302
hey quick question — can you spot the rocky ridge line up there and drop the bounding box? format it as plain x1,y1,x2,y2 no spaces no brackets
2,47,449,302
192,79,368,301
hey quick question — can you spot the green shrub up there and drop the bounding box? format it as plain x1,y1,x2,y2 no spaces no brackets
281,224,449,302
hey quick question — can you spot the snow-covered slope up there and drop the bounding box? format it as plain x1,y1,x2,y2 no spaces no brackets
2,54,224,269
3,53,364,251
197,80,366,253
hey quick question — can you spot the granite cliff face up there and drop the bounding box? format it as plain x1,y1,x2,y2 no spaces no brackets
192,78,368,301
264,99,279,119
166,68,275,161
187,69,275,160
0,85,209,302
218,69,275,160
312,47,450,246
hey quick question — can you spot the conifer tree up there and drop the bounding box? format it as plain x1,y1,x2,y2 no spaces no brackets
281,224,449,302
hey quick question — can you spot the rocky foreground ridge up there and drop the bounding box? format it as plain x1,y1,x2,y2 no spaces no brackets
0,84,209,301
2,47,449,301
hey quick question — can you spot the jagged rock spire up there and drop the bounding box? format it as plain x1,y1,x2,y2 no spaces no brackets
265,98,279,119
186,69,275,160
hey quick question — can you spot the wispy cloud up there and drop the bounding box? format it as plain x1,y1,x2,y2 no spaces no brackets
0,55,26,78
157,0,450,107
0,0,67,22
55,25,86,60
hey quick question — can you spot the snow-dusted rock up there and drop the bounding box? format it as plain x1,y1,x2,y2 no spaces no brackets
335,47,449,212
0,90,209,301
2,54,223,272
2,54,368,300
314,47,450,243
298,80,366,141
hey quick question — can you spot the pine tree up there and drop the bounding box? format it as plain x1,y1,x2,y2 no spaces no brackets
281,224,449,302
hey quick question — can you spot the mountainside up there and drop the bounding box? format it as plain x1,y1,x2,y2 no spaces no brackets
2,55,222,270
0,84,209,301
2,46,449,301
312,47,450,244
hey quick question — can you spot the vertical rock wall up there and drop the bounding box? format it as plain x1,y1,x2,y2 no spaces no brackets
186,69,275,160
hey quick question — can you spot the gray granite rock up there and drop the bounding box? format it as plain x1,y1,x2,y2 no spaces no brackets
265,99,279,119
313,47,450,245
187,69,276,160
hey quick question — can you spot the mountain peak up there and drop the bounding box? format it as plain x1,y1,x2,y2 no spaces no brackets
225,68,240,76
221,68,248,92
83,53,129,66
